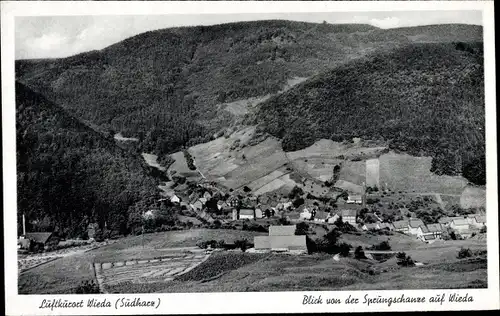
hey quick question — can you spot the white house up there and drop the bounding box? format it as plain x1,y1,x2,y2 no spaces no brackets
362,222,380,231
170,194,181,204
299,208,312,220
238,209,255,220
426,223,444,239
326,213,340,224
408,219,426,236
254,225,307,254
203,191,212,200
340,209,357,225
467,214,486,228
283,201,293,210
191,200,203,211
392,220,409,234
449,217,470,233
346,194,363,204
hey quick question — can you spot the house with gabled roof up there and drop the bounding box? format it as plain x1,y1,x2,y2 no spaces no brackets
449,217,470,232
421,234,436,243
438,216,452,226
232,208,255,220
24,232,59,250
362,222,381,231
254,208,263,219
340,209,358,225
190,200,203,211
467,214,486,228
392,220,409,234
346,194,363,204
269,225,296,236
170,194,181,204
379,222,394,231
326,212,340,224
254,225,307,254
203,191,212,200
408,219,426,236
283,201,293,210
426,223,444,238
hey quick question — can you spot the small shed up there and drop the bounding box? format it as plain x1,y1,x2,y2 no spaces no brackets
24,232,59,250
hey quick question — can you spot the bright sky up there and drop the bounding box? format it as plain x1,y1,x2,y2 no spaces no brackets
15,11,482,59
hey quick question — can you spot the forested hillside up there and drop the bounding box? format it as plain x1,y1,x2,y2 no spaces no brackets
253,42,485,185
16,82,162,238
15,21,482,159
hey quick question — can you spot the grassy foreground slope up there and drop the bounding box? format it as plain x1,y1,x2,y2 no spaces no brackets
16,82,159,238
254,42,485,184
15,22,482,159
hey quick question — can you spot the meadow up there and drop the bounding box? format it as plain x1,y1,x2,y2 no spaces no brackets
18,229,266,294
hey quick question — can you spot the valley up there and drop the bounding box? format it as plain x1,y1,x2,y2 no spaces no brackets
15,20,487,294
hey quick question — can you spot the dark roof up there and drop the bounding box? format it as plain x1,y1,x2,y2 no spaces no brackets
438,216,451,224
423,234,436,240
341,209,357,217
239,209,254,216
25,232,55,244
392,220,409,229
427,223,443,232
408,219,425,228
451,218,469,226
269,225,296,236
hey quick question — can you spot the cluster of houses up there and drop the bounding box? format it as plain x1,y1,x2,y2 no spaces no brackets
296,204,486,242
298,206,359,225
361,214,486,241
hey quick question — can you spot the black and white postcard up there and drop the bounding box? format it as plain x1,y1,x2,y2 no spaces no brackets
2,1,498,314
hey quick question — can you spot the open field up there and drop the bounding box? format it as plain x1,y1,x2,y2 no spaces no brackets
19,228,487,294
366,158,380,188
97,252,210,292
142,153,167,171
378,152,468,194
168,151,202,180
104,242,486,293
18,229,266,294
167,132,482,203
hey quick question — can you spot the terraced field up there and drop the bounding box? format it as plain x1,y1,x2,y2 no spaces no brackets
96,252,210,292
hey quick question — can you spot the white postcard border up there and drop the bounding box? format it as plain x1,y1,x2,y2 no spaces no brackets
2,1,498,315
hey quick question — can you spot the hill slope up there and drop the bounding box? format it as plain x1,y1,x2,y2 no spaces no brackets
16,82,161,238
253,42,485,185
15,21,483,159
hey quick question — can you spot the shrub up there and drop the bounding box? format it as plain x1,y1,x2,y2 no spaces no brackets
243,186,251,192
480,226,487,233
354,246,366,259
183,150,196,170
338,242,352,257
234,239,250,252
370,241,391,251
289,186,304,199
295,222,309,236
74,280,100,294
396,252,415,267
293,197,305,208
457,247,473,259
305,236,318,254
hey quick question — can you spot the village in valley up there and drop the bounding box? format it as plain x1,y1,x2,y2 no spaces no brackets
17,132,488,293
14,16,488,294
